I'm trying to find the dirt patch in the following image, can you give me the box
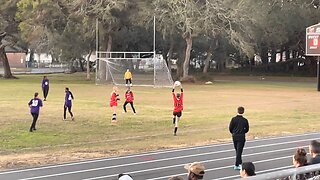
[0,151,107,170]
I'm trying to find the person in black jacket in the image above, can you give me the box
[309,140,320,164]
[309,140,320,176]
[229,106,249,170]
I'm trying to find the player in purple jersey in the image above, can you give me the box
[41,76,49,101]
[64,87,74,121]
[28,92,43,132]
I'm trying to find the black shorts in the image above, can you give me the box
[173,111,182,117]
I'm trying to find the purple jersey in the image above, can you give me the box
[42,79,49,88]
[65,91,74,107]
[28,98,43,114]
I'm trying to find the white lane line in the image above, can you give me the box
[15,138,312,180]
[214,165,293,180]
[81,146,305,180]
[15,137,312,180]
[0,132,318,175]
[148,156,294,180]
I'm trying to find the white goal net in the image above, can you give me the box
[95,51,173,87]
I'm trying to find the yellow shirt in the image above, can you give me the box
[124,71,132,79]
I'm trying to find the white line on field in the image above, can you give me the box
[0,132,317,175]
[95,154,295,180]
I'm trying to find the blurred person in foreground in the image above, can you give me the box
[240,162,256,178]
[184,162,205,180]
[118,173,133,180]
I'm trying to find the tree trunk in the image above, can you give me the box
[135,59,141,70]
[167,38,174,72]
[0,46,14,78]
[285,46,290,61]
[183,36,192,78]
[86,50,92,80]
[99,34,112,82]
[176,43,185,79]
[79,59,85,71]
[270,49,276,63]
[261,45,268,65]
[203,44,213,74]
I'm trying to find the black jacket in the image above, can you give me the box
[309,155,320,165]
[229,115,249,140]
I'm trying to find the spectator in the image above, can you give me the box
[229,106,249,170]
[309,140,320,164]
[283,148,311,180]
[168,176,184,180]
[118,173,133,180]
[309,140,320,177]
[184,162,205,180]
[240,162,256,178]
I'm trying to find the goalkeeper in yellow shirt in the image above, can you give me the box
[124,69,132,87]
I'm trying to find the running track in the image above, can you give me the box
[0,132,319,180]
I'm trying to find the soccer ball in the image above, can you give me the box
[174,81,181,87]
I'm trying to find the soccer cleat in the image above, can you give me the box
[174,133,177,136]
[44,99,46,101]
[71,117,75,121]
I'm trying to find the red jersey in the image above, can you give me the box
[125,91,134,102]
[110,92,119,107]
[173,92,183,112]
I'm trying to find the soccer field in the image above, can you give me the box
[0,73,319,169]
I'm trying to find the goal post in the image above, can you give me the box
[95,51,173,87]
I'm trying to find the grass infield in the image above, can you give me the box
[0,73,319,169]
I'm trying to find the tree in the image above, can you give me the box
[153,0,205,79]
[17,0,97,78]
[72,0,129,81]
[0,0,20,78]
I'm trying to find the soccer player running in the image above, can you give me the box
[172,83,183,136]
[63,87,74,121]
[42,76,49,101]
[229,106,249,170]
[123,88,136,114]
[124,69,132,87]
[110,86,120,123]
[28,92,43,132]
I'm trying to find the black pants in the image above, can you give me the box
[43,87,49,99]
[123,102,136,113]
[233,138,246,166]
[125,79,132,85]
[30,113,39,131]
[64,105,73,119]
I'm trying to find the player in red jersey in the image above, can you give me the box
[123,88,136,114]
[172,84,183,136]
[110,86,120,123]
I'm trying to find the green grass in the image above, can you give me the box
[0,73,319,168]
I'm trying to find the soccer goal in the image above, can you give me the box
[95,51,173,87]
